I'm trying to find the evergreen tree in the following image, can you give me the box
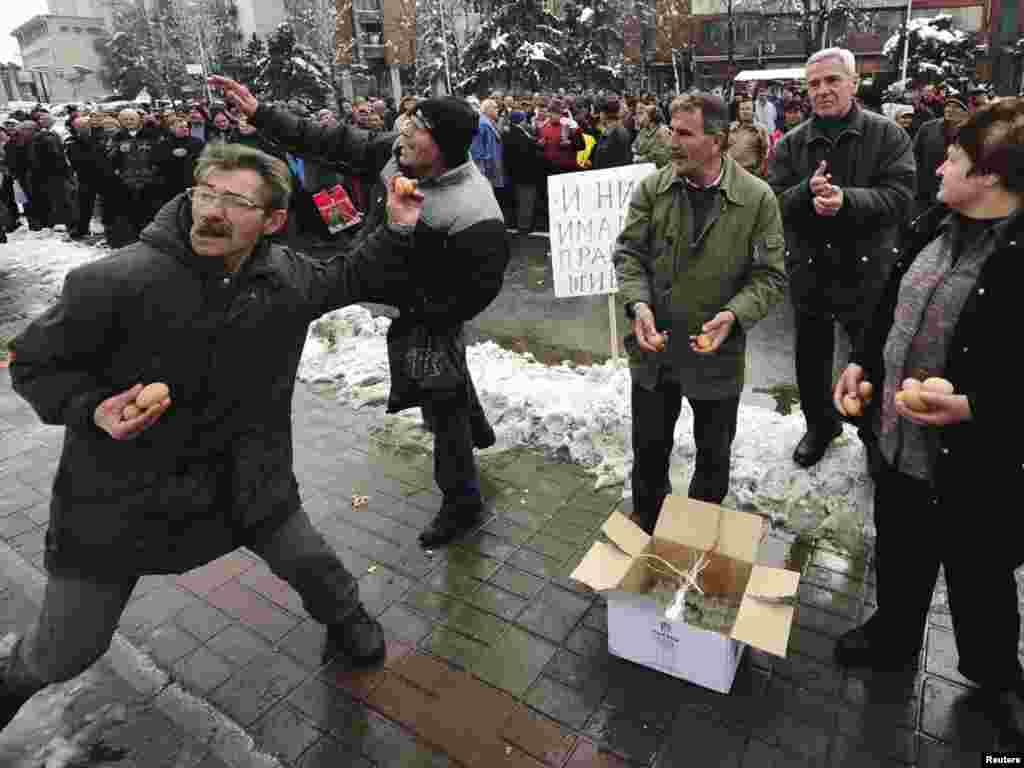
[414,0,464,94]
[560,0,624,90]
[458,0,564,94]
[148,0,194,99]
[94,0,161,98]
[283,0,338,87]
[883,14,976,91]
[253,22,335,105]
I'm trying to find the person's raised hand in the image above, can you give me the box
[387,176,425,228]
[206,76,259,118]
[94,384,173,441]
[813,183,844,217]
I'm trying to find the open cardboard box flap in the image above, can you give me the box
[732,564,801,656]
[654,497,765,564]
[570,540,635,592]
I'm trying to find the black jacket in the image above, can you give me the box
[502,123,546,185]
[64,132,104,185]
[109,129,162,191]
[850,205,1024,530]
[767,103,916,328]
[29,129,70,180]
[156,134,205,199]
[9,193,416,578]
[590,124,633,170]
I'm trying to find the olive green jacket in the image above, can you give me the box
[612,155,787,398]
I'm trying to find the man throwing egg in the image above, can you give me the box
[832,99,1024,733]
[612,93,787,535]
[0,141,425,727]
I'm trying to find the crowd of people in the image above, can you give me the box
[1,44,1024,744]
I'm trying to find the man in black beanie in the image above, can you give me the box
[210,77,510,549]
[369,96,510,548]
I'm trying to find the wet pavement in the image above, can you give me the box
[0,356,1021,766]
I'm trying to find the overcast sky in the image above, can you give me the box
[1,1,50,66]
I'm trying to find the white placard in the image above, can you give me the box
[186,64,205,75]
[547,163,656,298]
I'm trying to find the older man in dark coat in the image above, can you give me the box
[0,142,424,729]
[768,47,915,467]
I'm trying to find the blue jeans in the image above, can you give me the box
[2,507,358,695]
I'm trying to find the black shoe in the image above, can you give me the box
[322,604,386,667]
[68,230,89,240]
[0,682,30,730]
[793,425,843,468]
[472,420,496,450]
[418,501,484,549]
[834,622,919,668]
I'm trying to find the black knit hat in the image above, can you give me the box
[415,97,479,169]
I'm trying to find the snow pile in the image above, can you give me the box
[299,307,873,543]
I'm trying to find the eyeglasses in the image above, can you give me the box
[186,186,265,213]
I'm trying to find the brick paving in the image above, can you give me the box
[0,362,1021,766]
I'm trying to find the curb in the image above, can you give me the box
[0,538,282,768]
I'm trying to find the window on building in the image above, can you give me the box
[60,26,69,32]
[73,26,82,33]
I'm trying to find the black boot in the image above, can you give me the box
[419,499,484,549]
[322,604,386,667]
[834,615,920,668]
[792,424,843,468]
[0,637,35,730]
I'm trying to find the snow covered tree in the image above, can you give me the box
[147,0,195,99]
[253,22,335,105]
[883,14,977,91]
[283,0,339,86]
[94,0,162,98]
[414,0,467,94]
[560,0,625,90]
[458,0,564,94]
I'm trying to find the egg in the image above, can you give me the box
[136,382,169,410]
[650,332,666,352]
[695,334,712,351]
[922,377,954,395]
[858,381,873,402]
[899,387,929,412]
[394,176,418,196]
[842,394,862,417]
[901,377,922,392]
[122,404,142,420]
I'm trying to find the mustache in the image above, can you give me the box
[194,219,231,237]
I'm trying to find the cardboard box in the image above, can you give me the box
[571,496,800,693]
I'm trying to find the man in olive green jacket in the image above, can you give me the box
[613,92,787,534]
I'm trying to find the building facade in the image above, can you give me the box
[10,10,110,103]
[337,0,414,99]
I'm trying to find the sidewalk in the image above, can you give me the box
[0,362,1019,767]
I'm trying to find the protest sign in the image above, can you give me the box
[548,163,656,360]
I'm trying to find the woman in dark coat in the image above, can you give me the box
[155,115,205,205]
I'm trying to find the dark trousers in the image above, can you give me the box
[871,458,1023,688]
[107,186,158,248]
[73,182,97,235]
[514,182,538,232]
[421,390,482,509]
[2,507,358,696]
[630,376,740,532]
[793,307,858,432]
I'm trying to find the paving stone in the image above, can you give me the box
[797,581,862,619]
[321,635,411,701]
[176,553,257,596]
[526,675,603,730]
[288,675,364,732]
[205,579,301,643]
[250,701,322,765]
[602,658,691,731]
[471,626,558,697]
[238,564,308,618]
[490,565,547,600]
[205,623,275,668]
[275,619,328,670]
[501,705,577,767]
[466,582,528,620]
[564,738,633,768]
[515,585,592,644]
[657,710,745,767]
[118,585,198,642]
[0,510,38,538]
[830,727,917,765]
[920,676,1000,751]
[742,738,826,767]
[483,517,534,546]
[793,603,857,639]
[441,598,511,644]
[8,525,45,558]
[522,531,579,563]
[357,708,453,767]
[296,734,372,768]
[173,599,235,642]
[583,705,667,766]
[771,651,842,695]
[171,645,234,695]
[144,623,202,666]
[915,736,986,768]
[543,649,611,696]
[838,668,922,729]
[421,625,488,671]
[378,603,436,644]
[357,568,413,617]
[405,587,465,623]
[566,625,609,658]
[208,652,310,727]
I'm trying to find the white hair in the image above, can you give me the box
[806,47,857,78]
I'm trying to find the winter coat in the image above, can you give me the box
[767,103,915,328]
[502,124,547,185]
[109,129,162,191]
[538,120,584,173]
[612,155,787,398]
[29,129,70,179]
[631,124,672,168]
[64,133,105,186]
[470,114,506,188]
[362,157,510,412]
[849,205,1024,550]
[8,193,417,579]
[912,118,955,215]
[155,135,205,202]
[590,123,633,170]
